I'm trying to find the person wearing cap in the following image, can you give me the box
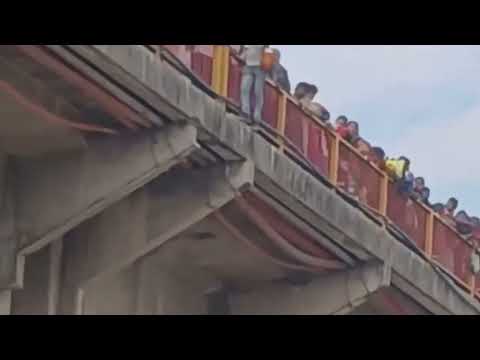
[239,45,269,122]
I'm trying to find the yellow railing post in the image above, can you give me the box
[302,118,309,155]
[212,45,229,96]
[277,93,287,152]
[425,212,435,257]
[469,273,476,296]
[379,174,389,216]
[220,46,230,97]
[329,135,340,186]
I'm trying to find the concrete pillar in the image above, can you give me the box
[81,266,138,315]
[0,153,18,289]
[11,246,50,315]
[0,291,11,315]
[10,238,63,315]
[229,262,391,315]
[134,246,221,315]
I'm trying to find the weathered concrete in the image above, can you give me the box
[229,261,390,315]
[1,125,197,291]
[58,161,253,314]
[61,45,480,315]
[0,154,19,289]
[77,250,215,315]
[11,245,51,315]
[0,86,87,156]
[0,290,11,315]
[15,125,197,252]
[81,266,138,315]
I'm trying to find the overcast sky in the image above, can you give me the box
[275,45,480,216]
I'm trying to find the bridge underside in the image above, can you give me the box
[0,45,478,315]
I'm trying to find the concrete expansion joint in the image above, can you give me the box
[165,125,198,164]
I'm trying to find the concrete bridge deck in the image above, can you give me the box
[0,45,478,315]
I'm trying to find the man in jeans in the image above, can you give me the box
[239,45,269,122]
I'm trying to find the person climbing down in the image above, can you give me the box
[239,45,269,122]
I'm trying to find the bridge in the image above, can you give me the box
[0,45,479,315]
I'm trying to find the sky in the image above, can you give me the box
[275,45,480,216]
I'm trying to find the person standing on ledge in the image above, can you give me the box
[239,45,269,122]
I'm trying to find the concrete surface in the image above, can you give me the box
[229,261,390,315]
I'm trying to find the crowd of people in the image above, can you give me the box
[236,45,480,244]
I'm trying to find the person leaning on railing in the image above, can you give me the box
[385,156,413,197]
[293,82,330,122]
[441,197,458,227]
[268,48,291,94]
[370,147,386,171]
[419,187,431,207]
[238,45,269,122]
[352,137,371,158]
[455,210,474,236]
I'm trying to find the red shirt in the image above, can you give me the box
[336,125,350,140]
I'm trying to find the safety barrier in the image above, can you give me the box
[153,45,478,297]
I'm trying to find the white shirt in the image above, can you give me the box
[242,45,266,66]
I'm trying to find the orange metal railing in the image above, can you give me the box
[153,45,479,298]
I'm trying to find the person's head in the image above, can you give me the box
[446,197,458,212]
[309,103,330,122]
[420,187,430,201]
[455,210,469,222]
[353,138,371,155]
[335,115,348,128]
[432,203,445,213]
[294,82,311,100]
[371,147,385,162]
[414,177,425,191]
[347,121,359,137]
[471,217,480,227]
[271,48,281,64]
[305,84,318,101]
[456,211,473,234]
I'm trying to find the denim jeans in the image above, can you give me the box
[240,65,266,122]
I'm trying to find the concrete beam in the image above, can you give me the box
[58,161,253,314]
[229,261,391,315]
[13,124,197,255]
